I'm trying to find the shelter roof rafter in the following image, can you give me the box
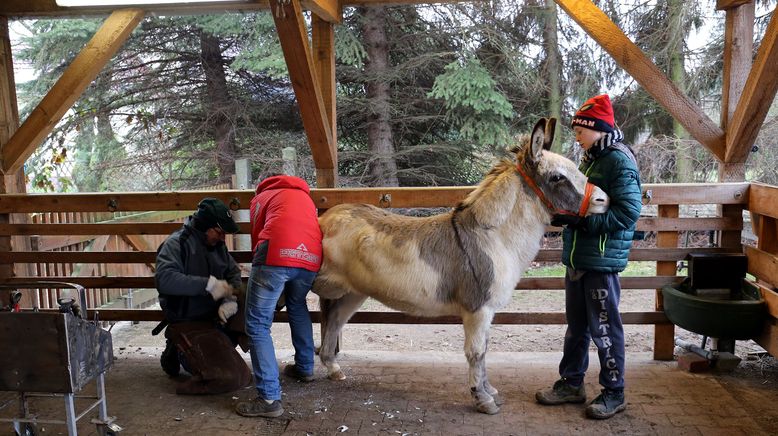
[1,8,144,174]
[0,0,464,21]
[555,0,727,161]
[271,0,337,185]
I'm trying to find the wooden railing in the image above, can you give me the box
[1,181,773,360]
[742,183,778,357]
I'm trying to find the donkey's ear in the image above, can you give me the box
[544,118,557,150]
[529,118,547,161]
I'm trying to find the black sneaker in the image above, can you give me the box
[535,378,586,405]
[283,364,314,382]
[160,340,180,377]
[585,389,626,419]
[235,397,284,418]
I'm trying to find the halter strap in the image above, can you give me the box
[515,162,594,217]
[578,181,595,216]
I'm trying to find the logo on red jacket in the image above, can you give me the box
[280,243,320,264]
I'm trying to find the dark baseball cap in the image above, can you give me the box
[193,198,240,233]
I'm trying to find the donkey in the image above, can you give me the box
[312,118,609,414]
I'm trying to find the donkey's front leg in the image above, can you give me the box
[462,309,500,414]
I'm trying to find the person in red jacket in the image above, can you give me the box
[236,174,323,419]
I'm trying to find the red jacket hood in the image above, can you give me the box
[256,175,311,194]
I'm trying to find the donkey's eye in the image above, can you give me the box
[550,174,565,183]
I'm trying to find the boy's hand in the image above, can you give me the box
[551,214,584,229]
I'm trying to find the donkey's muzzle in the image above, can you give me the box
[585,184,609,216]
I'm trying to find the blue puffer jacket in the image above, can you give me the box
[561,145,642,272]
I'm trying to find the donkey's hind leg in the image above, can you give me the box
[319,292,368,381]
[462,308,500,414]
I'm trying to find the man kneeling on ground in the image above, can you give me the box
[154,197,251,395]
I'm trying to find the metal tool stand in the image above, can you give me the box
[4,372,120,436]
[0,281,122,436]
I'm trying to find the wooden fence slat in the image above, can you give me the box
[0,216,742,236]
[749,183,778,218]
[0,247,736,264]
[1,275,684,290]
[0,183,749,213]
[38,309,667,324]
[745,245,778,289]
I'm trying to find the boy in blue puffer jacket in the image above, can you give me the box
[535,94,642,419]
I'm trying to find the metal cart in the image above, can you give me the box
[0,281,121,435]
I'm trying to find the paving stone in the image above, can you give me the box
[4,349,776,435]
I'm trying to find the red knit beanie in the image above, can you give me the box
[571,94,615,133]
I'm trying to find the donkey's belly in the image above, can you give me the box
[317,260,460,316]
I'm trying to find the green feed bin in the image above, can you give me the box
[661,279,766,340]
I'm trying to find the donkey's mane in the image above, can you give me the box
[456,159,512,206]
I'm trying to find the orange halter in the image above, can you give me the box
[516,162,595,217]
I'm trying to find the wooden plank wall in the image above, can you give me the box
[744,183,778,357]
[0,182,761,359]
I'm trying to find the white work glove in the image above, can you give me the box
[218,296,239,324]
[205,275,234,301]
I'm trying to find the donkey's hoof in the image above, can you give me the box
[475,399,500,415]
[328,370,346,381]
[491,393,505,407]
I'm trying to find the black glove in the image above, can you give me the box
[551,214,584,229]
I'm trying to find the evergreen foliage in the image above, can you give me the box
[9,1,778,191]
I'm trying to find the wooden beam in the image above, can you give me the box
[754,317,778,358]
[653,204,678,360]
[302,0,341,23]
[0,246,737,264]
[746,246,778,289]
[312,14,338,187]
[751,280,778,319]
[0,222,239,235]
[0,0,264,16]
[725,5,778,163]
[716,0,754,11]
[720,2,754,130]
[271,0,335,173]
[0,216,743,236]
[2,274,683,290]
[28,308,668,325]
[748,183,778,218]
[0,182,751,214]
[555,0,726,160]
[0,18,17,307]
[0,0,461,17]
[1,9,144,174]
[754,214,778,254]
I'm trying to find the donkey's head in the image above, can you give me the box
[516,118,609,218]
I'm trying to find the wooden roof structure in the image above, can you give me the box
[0,0,777,191]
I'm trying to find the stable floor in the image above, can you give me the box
[1,335,777,435]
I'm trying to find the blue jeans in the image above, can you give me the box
[559,270,625,391]
[245,264,317,401]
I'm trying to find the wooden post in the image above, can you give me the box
[0,17,34,307]
[271,0,336,187]
[718,3,753,248]
[312,15,337,188]
[720,2,754,131]
[654,204,678,360]
[233,158,251,253]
